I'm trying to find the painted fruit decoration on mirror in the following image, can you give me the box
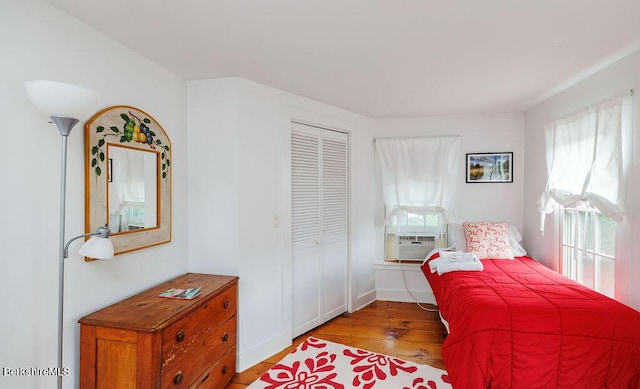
[90,110,170,179]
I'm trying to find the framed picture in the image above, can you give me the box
[466,152,513,183]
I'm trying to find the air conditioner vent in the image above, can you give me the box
[386,234,440,260]
[397,235,434,243]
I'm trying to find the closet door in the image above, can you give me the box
[320,132,348,323]
[291,125,322,336]
[291,122,348,337]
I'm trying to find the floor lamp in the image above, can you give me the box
[25,80,114,389]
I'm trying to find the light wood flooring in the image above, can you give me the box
[225,300,447,388]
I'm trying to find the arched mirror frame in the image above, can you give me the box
[84,105,171,259]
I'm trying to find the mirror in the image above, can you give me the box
[85,106,171,258]
[107,145,158,232]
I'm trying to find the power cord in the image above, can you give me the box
[398,259,439,312]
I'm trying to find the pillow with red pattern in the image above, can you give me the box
[463,221,514,259]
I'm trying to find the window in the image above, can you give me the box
[540,93,630,297]
[375,136,460,261]
[388,210,440,234]
[560,206,615,298]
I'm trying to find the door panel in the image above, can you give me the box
[291,122,348,338]
[322,238,347,322]
[292,244,322,336]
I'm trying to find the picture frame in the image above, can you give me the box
[466,152,513,183]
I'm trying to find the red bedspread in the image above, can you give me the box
[422,255,640,388]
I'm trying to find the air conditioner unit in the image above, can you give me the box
[386,234,437,260]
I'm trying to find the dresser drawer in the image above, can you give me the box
[191,347,236,389]
[162,285,237,367]
[161,317,236,388]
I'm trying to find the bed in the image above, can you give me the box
[421,222,640,389]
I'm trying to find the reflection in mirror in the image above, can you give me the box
[107,145,158,233]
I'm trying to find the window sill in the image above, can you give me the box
[383,259,423,264]
[374,262,424,271]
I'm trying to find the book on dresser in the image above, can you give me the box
[158,286,202,300]
[78,273,238,389]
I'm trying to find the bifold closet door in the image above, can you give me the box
[291,122,348,337]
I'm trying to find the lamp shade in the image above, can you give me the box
[25,80,99,120]
[78,236,114,259]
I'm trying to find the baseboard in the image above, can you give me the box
[237,333,291,373]
[353,289,376,311]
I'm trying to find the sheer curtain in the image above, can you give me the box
[375,136,460,229]
[538,95,624,233]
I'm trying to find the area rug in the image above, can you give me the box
[248,336,451,389]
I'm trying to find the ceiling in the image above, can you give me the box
[47,0,640,118]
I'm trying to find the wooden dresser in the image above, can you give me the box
[79,273,238,389]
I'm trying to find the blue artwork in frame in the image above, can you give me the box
[466,152,513,183]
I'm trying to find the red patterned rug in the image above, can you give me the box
[248,337,451,389]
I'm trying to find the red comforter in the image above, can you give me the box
[422,255,640,388]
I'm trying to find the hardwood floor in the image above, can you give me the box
[225,300,447,388]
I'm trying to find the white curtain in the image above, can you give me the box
[375,136,460,227]
[538,95,624,232]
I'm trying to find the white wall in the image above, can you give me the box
[0,1,188,388]
[187,77,378,371]
[373,114,525,261]
[523,50,640,310]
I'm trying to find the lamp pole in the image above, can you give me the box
[52,116,78,389]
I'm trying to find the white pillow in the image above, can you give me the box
[451,222,466,251]
[450,222,527,256]
[508,225,527,256]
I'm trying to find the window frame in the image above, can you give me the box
[557,205,616,298]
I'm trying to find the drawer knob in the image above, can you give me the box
[222,332,229,342]
[174,372,184,385]
[222,365,229,375]
[176,331,185,342]
[223,299,230,310]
